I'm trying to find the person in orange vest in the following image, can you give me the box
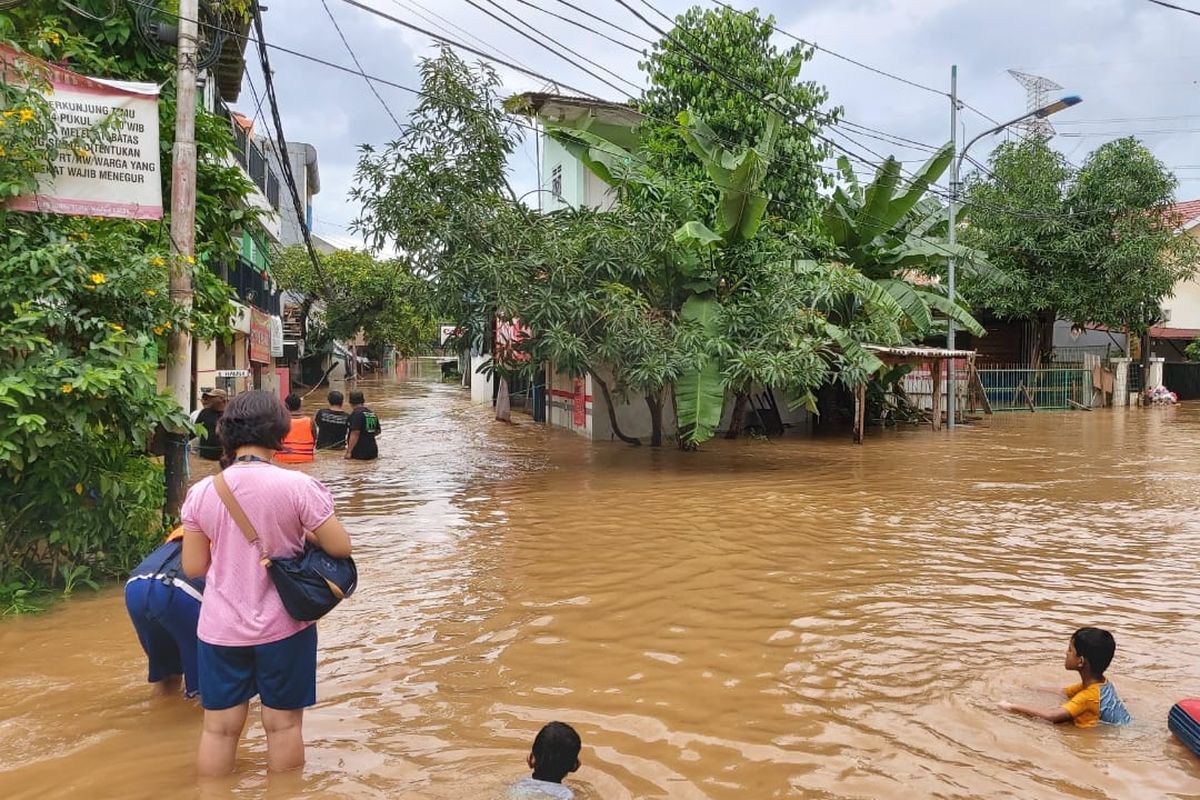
[275,393,316,464]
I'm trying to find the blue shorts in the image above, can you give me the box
[125,577,202,697]
[197,625,317,711]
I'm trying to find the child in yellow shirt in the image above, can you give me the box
[999,627,1132,727]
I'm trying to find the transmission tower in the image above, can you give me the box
[1007,69,1064,138]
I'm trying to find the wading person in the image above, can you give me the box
[505,721,582,799]
[124,527,204,699]
[193,388,227,461]
[314,390,350,451]
[181,390,352,776]
[344,390,380,461]
[274,393,316,464]
[999,626,1132,727]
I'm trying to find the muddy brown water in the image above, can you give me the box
[3,367,1200,799]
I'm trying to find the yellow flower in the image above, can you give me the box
[153,326,164,336]
[74,483,83,495]
[150,256,165,268]
[144,288,157,297]
[89,272,105,285]
[45,32,61,45]
[163,320,172,330]
[0,145,6,158]
[74,147,90,159]
[61,383,73,394]
[17,108,34,124]
[0,118,5,128]
[3,110,13,118]
[109,323,124,333]
[76,231,89,241]
[185,255,196,265]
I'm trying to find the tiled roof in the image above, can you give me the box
[1150,325,1200,340]
[1166,199,1200,229]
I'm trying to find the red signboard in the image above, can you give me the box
[250,308,271,364]
[573,377,586,427]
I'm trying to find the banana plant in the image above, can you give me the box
[820,143,989,339]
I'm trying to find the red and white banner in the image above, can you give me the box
[1,44,162,220]
[250,308,271,364]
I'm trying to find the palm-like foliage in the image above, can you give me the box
[820,145,988,339]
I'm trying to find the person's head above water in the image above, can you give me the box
[527,721,581,783]
[349,390,365,407]
[284,393,302,413]
[216,390,290,468]
[1068,627,1117,678]
[327,390,344,408]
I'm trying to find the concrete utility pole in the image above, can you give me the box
[947,65,959,431]
[164,0,199,515]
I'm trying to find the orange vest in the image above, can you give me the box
[275,416,315,463]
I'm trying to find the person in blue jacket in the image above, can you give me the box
[124,528,205,698]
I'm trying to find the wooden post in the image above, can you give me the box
[852,383,866,444]
[164,0,199,516]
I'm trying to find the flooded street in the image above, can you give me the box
[4,367,1200,798]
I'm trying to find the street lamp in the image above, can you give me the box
[945,64,1080,430]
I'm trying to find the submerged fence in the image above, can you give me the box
[974,365,1090,411]
[900,360,1091,414]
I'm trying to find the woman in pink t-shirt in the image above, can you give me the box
[182,390,351,777]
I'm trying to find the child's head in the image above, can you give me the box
[1067,627,1117,677]
[527,721,581,784]
[285,393,302,412]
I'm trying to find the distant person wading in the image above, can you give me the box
[275,394,316,464]
[193,388,227,461]
[345,391,381,461]
[314,391,350,451]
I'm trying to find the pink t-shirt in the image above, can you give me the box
[181,461,336,647]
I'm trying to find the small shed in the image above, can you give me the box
[852,345,979,443]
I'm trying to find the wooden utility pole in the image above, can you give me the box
[164,0,199,515]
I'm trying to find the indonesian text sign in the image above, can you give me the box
[1,44,162,220]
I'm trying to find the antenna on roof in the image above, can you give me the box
[1007,70,1064,138]
[537,80,561,94]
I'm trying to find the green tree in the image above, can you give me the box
[963,136,1197,365]
[638,5,836,219]
[0,4,260,609]
[272,245,435,357]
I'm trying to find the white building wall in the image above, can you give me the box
[470,354,495,406]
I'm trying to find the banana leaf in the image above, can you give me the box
[824,322,885,376]
[858,157,903,243]
[878,278,934,334]
[921,290,986,337]
[883,143,954,231]
[676,295,725,446]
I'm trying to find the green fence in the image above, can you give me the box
[975,366,1091,411]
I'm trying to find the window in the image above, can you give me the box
[550,164,562,201]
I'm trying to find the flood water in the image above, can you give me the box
[3,365,1200,799]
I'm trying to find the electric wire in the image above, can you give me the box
[250,1,334,296]
[464,0,643,96]
[124,0,1116,236]
[320,0,404,130]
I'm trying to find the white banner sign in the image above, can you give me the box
[2,45,162,220]
[216,369,251,378]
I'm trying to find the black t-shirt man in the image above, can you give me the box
[346,399,380,460]
[194,406,223,460]
[315,408,350,450]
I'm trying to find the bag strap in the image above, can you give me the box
[213,472,271,567]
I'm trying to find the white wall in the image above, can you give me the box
[470,355,495,406]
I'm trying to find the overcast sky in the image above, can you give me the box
[243,0,1200,249]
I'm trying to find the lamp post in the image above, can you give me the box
[946,67,1080,430]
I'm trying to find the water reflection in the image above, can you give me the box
[2,368,1199,798]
